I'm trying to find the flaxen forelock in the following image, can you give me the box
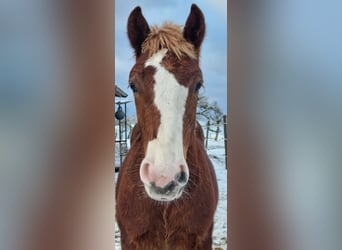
[141,23,197,60]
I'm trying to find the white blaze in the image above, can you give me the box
[143,49,189,176]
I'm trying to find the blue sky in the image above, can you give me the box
[115,0,228,116]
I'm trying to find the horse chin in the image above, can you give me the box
[144,185,184,202]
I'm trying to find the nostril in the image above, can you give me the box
[165,181,176,192]
[180,164,186,172]
[175,171,187,184]
[142,163,149,176]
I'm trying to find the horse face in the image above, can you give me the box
[127,5,205,201]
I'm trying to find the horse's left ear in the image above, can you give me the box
[183,4,206,55]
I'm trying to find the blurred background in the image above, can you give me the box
[0,0,69,249]
[0,0,114,249]
[229,1,342,250]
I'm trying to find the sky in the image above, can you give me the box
[114,0,228,116]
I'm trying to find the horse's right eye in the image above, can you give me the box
[194,82,203,92]
[129,83,138,93]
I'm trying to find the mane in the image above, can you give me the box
[142,23,197,60]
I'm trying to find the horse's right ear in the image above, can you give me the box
[127,7,150,58]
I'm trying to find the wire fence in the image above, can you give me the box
[202,115,227,169]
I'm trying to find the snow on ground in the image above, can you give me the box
[207,137,228,250]
[114,135,227,250]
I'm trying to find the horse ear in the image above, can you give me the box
[183,4,205,55]
[127,7,150,57]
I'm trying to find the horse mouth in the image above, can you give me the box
[144,184,185,201]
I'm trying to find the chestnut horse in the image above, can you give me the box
[115,4,218,250]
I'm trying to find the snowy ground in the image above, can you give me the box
[207,137,228,250]
[114,135,227,249]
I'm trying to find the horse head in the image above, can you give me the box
[127,4,205,201]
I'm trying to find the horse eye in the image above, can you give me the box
[194,82,202,92]
[129,82,138,93]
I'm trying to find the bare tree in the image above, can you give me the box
[196,94,224,141]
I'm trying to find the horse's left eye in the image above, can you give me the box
[194,82,202,92]
[129,83,138,93]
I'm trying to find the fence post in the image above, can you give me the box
[205,120,210,149]
[223,115,228,169]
